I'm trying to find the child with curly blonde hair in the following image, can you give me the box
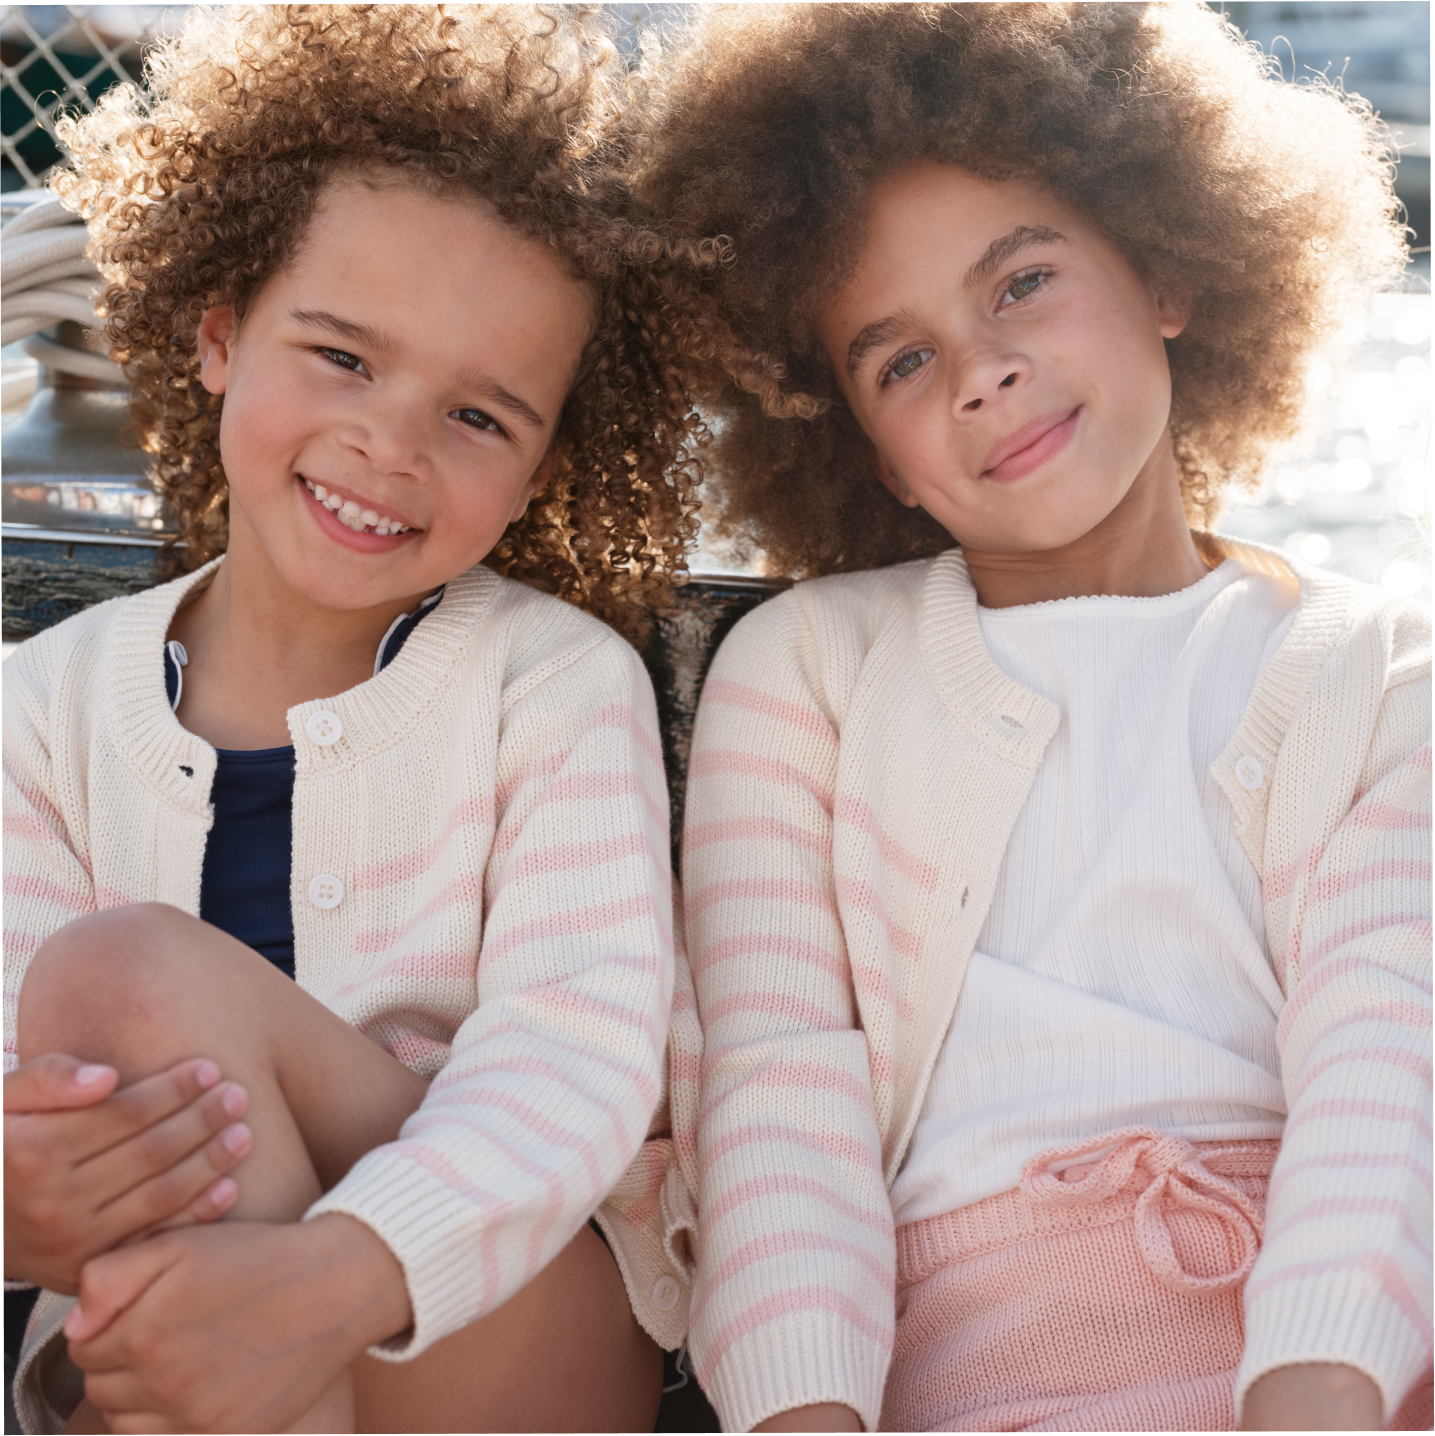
[3,6,712,1431]
[646,4,1432,1431]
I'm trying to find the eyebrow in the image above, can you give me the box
[846,308,920,379]
[291,307,547,431]
[963,225,1067,288]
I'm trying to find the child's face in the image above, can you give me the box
[197,176,594,613]
[817,161,1186,557]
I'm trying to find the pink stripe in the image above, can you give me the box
[1266,1195,1432,1259]
[686,875,837,922]
[431,1017,656,1096]
[5,771,65,833]
[1283,1096,1432,1142]
[481,895,662,963]
[1296,1045,1431,1099]
[705,1171,892,1235]
[702,680,838,745]
[3,873,95,914]
[427,1051,652,1130]
[1270,1151,1434,1201]
[701,1059,872,1122]
[351,797,495,890]
[1344,799,1429,831]
[1309,859,1432,905]
[333,947,479,999]
[685,815,827,858]
[1279,957,1431,1040]
[689,748,834,814]
[834,795,940,891]
[835,875,922,960]
[595,701,666,774]
[696,1285,893,1384]
[498,834,656,890]
[1245,1252,1431,1338]
[496,752,568,811]
[704,1120,880,1171]
[693,1229,893,1329]
[702,988,851,1032]
[693,930,848,982]
[3,813,55,843]
[1300,914,1432,972]
[354,873,485,955]
[4,930,47,957]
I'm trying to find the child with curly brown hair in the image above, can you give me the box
[2,6,711,1431]
[647,4,1433,1432]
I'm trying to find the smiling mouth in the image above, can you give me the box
[302,477,414,536]
[981,407,1082,483]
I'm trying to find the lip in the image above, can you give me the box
[980,407,1081,483]
[298,475,422,552]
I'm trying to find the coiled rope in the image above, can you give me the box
[1,196,124,394]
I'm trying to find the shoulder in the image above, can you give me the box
[459,570,653,712]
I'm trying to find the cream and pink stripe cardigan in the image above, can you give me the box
[3,559,700,1434]
[680,540,1431,1432]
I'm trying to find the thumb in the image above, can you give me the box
[4,1053,117,1113]
[65,1240,175,1344]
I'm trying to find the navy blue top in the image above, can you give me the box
[164,592,442,980]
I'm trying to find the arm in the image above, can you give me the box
[684,598,893,1434]
[1239,664,1432,1426]
[306,634,674,1357]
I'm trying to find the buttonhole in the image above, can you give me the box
[960,886,969,909]
[1000,715,1023,730]
[179,765,194,777]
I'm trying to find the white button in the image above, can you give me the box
[305,709,343,746]
[651,1275,680,1312]
[308,874,344,910]
[1235,755,1265,791]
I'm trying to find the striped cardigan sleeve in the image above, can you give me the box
[1239,638,1432,1418]
[3,632,101,1074]
[683,596,894,1433]
[308,633,674,1358]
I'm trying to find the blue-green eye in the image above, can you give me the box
[452,407,502,433]
[1003,270,1046,305]
[884,348,933,385]
[320,346,364,372]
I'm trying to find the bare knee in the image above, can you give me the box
[18,903,212,1066]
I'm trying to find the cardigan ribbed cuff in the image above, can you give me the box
[703,1312,891,1433]
[1237,1269,1433,1423]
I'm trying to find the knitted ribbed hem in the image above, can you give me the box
[701,1312,891,1433]
[1238,1270,1433,1423]
[306,1151,508,1362]
[12,1290,76,1435]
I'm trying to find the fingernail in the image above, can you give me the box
[63,1307,85,1337]
[195,1060,221,1089]
[74,1064,114,1087]
[221,1084,247,1118]
[222,1123,251,1155]
[208,1176,238,1208]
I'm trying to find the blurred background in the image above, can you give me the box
[1,1,1430,615]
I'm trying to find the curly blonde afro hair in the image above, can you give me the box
[54,3,731,644]
[641,2,1409,578]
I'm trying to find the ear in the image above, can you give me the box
[1156,289,1190,341]
[507,450,553,525]
[196,307,238,396]
[873,448,920,508]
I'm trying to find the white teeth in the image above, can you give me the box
[303,478,409,535]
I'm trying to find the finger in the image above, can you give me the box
[102,1125,250,1240]
[66,1240,177,1345]
[81,1370,170,1429]
[71,1061,231,1162]
[3,1053,116,1113]
[88,1082,248,1204]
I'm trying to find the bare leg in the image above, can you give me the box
[22,905,659,1433]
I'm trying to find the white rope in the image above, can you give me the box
[1,196,125,385]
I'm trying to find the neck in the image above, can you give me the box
[168,524,427,749]
[961,440,1209,609]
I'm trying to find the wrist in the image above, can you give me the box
[302,1212,412,1351]
[1242,1363,1383,1431]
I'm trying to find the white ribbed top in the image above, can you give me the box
[892,560,1298,1224]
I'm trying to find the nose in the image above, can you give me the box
[338,388,433,482]
[951,349,1031,417]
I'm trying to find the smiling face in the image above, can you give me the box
[197,174,595,614]
[817,161,1187,559]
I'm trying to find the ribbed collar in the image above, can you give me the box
[916,549,1061,769]
[106,558,502,809]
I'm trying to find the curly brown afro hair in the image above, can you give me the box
[640,2,1409,578]
[53,3,735,645]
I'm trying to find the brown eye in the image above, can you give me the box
[884,348,933,385]
[1006,272,1044,303]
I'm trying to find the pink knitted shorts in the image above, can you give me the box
[883,1127,1431,1433]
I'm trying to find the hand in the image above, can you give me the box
[5,1053,251,1292]
[66,1215,412,1434]
[754,1403,864,1432]
[1242,1363,1383,1430]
